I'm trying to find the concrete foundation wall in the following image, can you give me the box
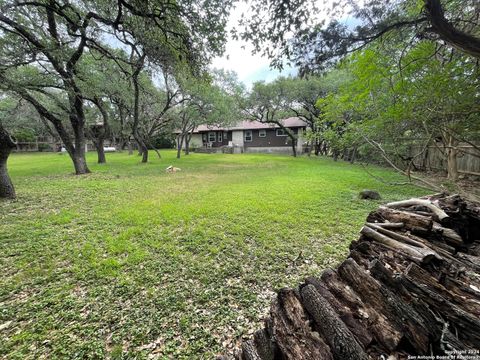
[190,134,203,148]
[244,146,295,154]
[176,133,203,149]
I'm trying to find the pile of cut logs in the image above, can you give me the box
[230,193,480,359]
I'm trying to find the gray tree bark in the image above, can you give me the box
[0,124,17,199]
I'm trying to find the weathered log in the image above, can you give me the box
[469,241,480,256]
[300,284,368,360]
[369,259,408,296]
[270,289,333,360]
[305,276,373,348]
[386,198,449,221]
[433,194,465,213]
[367,222,436,250]
[321,267,402,351]
[432,222,463,247]
[405,263,480,317]
[455,253,480,272]
[400,273,480,347]
[361,225,439,263]
[373,222,404,229]
[251,329,275,360]
[241,340,262,360]
[338,259,431,353]
[371,206,433,233]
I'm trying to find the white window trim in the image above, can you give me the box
[218,132,223,142]
[244,130,253,142]
[208,131,216,142]
[276,128,287,136]
[259,129,266,138]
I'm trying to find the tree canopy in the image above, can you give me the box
[239,0,480,72]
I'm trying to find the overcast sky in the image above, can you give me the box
[211,3,297,87]
[211,1,359,87]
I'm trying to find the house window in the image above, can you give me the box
[276,128,287,136]
[218,132,223,142]
[259,129,266,137]
[208,132,216,142]
[202,133,207,142]
[245,130,253,142]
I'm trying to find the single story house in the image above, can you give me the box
[177,117,309,154]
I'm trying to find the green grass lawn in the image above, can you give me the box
[0,151,427,359]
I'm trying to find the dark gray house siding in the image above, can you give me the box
[244,128,299,147]
[198,128,303,148]
[200,131,229,147]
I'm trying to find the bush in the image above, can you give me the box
[150,134,175,149]
[38,143,53,152]
[13,129,36,142]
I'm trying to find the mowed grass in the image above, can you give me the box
[0,151,427,359]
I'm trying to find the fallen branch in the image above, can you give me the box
[361,225,440,263]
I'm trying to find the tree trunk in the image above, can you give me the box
[185,132,192,155]
[350,148,357,164]
[289,135,297,157]
[314,140,320,156]
[422,146,429,170]
[321,141,328,156]
[0,125,16,199]
[60,118,90,175]
[71,151,90,175]
[95,138,106,164]
[333,150,339,161]
[134,136,148,162]
[177,134,184,159]
[446,136,459,181]
[117,139,126,152]
[185,138,190,155]
[441,133,459,181]
[71,122,90,174]
[90,98,109,164]
[67,127,90,175]
[130,54,148,164]
[127,141,133,155]
[142,146,148,163]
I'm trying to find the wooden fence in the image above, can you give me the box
[410,143,480,177]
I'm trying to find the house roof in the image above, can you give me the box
[191,117,307,133]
